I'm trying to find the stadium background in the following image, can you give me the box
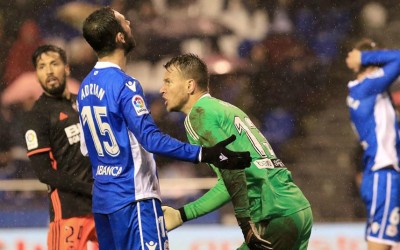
[0,0,400,249]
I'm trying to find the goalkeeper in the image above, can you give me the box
[160,54,313,250]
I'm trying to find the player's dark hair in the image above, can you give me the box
[32,44,67,68]
[164,54,209,90]
[354,38,381,51]
[83,6,124,57]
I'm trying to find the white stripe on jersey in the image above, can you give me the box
[152,199,163,249]
[138,201,145,250]
[379,173,391,238]
[367,173,378,236]
[128,131,162,201]
[184,117,200,141]
[373,94,400,171]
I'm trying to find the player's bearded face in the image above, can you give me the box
[42,74,67,97]
[36,52,69,97]
[114,10,136,55]
[122,29,136,55]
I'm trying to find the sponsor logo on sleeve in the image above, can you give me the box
[125,80,137,92]
[25,130,38,150]
[132,95,149,115]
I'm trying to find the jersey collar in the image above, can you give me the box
[187,93,211,115]
[94,61,121,70]
[199,93,211,99]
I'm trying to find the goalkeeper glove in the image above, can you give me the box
[162,206,187,231]
[238,217,273,250]
[201,135,251,170]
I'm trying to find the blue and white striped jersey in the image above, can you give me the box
[77,62,200,214]
[347,50,400,173]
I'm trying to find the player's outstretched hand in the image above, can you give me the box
[201,135,251,170]
[239,217,273,250]
[162,206,183,231]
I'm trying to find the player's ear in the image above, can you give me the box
[116,32,125,43]
[65,64,71,76]
[187,79,195,94]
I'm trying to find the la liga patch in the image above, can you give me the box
[132,95,149,116]
[25,129,38,150]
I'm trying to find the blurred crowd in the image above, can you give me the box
[0,0,399,221]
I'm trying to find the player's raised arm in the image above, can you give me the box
[117,78,251,170]
[200,135,251,169]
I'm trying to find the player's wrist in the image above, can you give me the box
[237,217,251,228]
[237,217,252,239]
[178,207,188,222]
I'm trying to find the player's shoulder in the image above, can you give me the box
[107,67,139,84]
[29,94,50,114]
[87,65,140,85]
[188,97,222,121]
[198,96,238,113]
[24,95,49,129]
[196,96,219,108]
[123,76,142,93]
[108,69,142,93]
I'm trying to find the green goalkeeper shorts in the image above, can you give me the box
[238,206,313,250]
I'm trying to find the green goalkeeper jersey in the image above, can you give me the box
[183,94,311,222]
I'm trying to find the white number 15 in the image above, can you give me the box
[81,106,120,157]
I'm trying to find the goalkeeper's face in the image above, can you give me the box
[35,51,69,97]
[160,65,191,114]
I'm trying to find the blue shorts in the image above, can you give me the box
[361,168,400,245]
[94,198,169,250]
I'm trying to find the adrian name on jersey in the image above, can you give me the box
[80,83,105,101]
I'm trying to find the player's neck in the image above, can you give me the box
[44,88,70,99]
[98,49,127,71]
[183,91,208,115]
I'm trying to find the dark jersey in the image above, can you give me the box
[24,94,93,222]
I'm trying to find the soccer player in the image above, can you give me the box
[160,54,313,250]
[346,38,400,250]
[78,7,252,250]
[23,45,98,250]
